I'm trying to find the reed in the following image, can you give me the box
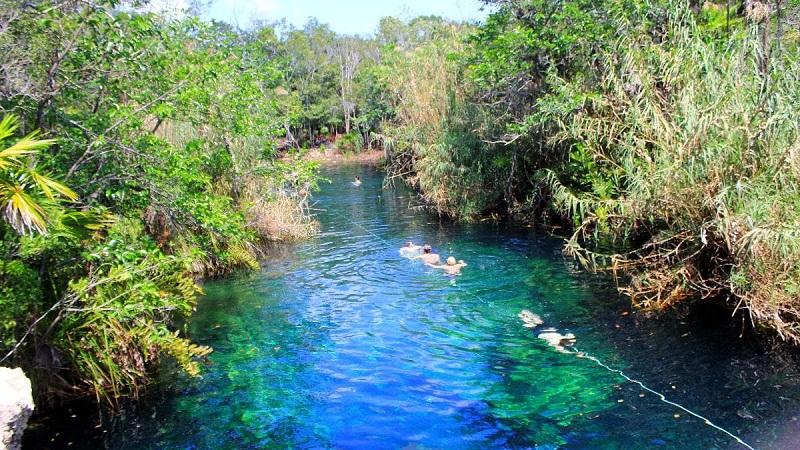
[541,9,800,341]
[383,25,496,219]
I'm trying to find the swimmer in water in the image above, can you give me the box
[412,244,441,265]
[399,240,423,258]
[431,256,468,275]
[352,176,361,187]
[518,309,543,328]
[537,328,577,353]
[517,309,576,353]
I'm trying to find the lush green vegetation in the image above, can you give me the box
[0,0,475,406]
[381,0,800,343]
[0,0,323,403]
[2,0,799,413]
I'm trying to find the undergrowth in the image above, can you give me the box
[536,7,800,341]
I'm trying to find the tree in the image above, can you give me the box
[331,36,363,134]
[282,20,340,140]
[0,2,320,403]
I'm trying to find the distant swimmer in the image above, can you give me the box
[399,241,423,258]
[431,256,467,275]
[412,244,441,265]
[352,176,361,187]
[518,309,543,328]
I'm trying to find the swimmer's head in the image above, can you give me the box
[423,244,432,254]
[406,241,414,247]
[447,256,457,265]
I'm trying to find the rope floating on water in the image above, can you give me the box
[570,348,756,450]
[323,205,757,449]
[321,207,395,246]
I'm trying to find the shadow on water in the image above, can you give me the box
[25,164,800,449]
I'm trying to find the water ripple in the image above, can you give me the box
[97,165,800,450]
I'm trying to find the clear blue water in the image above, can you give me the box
[31,165,800,449]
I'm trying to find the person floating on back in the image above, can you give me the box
[537,329,577,353]
[412,244,441,266]
[517,309,577,353]
[399,240,422,258]
[352,176,361,187]
[431,256,468,275]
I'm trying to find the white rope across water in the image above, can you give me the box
[348,220,390,244]
[322,206,757,449]
[320,207,394,246]
[570,348,756,450]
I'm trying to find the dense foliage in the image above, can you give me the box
[2,0,799,412]
[543,8,800,341]
[0,0,319,403]
[382,0,800,343]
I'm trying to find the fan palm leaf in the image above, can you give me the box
[0,182,47,233]
[0,114,74,234]
[0,116,55,169]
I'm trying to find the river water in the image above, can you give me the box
[29,164,800,448]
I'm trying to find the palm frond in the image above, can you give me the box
[30,170,78,201]
[0,115,55,169]
[1,183,47,234]
[0,114,73,234]
[0,114,19,142]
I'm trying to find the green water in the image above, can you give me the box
[29,165,800,449]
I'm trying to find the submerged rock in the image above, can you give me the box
[0,367,34,450]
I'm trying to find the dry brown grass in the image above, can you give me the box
[245,191,317,241]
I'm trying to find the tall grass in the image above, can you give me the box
[382,25,497,219]
[541,10,800,341]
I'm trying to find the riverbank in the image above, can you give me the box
[379,3,800,345]
[301,148,385,165]
[0,1,325,418]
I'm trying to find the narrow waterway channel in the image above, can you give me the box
[30,164,800,449]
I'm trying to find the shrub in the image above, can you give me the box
[52,220,211,402]
[336,131,364,153]
[541,9,800,341]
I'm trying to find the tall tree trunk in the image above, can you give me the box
[775,0,783,57]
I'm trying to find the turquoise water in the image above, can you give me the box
[31,165,800,448]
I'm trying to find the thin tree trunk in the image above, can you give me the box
[775,0,783,57]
